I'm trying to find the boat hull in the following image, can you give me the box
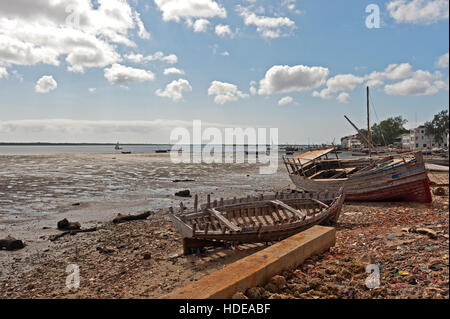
[289,161,432,203]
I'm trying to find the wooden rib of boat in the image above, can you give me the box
[283,148,432,203]
[169,190,344,254]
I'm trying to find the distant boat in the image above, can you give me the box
[155,149,169,153]
[115,142,122,150]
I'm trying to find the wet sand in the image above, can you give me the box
[0,152,290,297]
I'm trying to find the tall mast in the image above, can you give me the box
[367,86,372,158]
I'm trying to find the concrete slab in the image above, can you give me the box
[165,225,336,299]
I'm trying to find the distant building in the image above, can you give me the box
[408,125,448,150]
[394,133,411,149]
[340,134,362,150]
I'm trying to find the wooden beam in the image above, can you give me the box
[207,208,241,233]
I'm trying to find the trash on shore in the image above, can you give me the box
[112,211,151,224]
[0,236,25,251]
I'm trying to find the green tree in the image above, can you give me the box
[371,116,409,146]
[424,110,449,145]
[357,116,409,146]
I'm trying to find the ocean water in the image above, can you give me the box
[0,144,287,155]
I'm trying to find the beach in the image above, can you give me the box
[0,153,448,299]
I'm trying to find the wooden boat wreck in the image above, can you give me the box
[169,190,344,254]
[283,148,432,203]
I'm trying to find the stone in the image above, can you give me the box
[270,275,286,289]
[174,190,191,197]
[231,292,248,299]
[246,287,265,299]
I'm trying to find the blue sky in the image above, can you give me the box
[0,0,448,143]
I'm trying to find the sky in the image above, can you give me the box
[0,0,449,144]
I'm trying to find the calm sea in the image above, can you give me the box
[0,144,290,155]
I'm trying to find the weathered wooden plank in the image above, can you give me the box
[207,208,241,232]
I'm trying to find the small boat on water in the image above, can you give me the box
[283,148,432,203]
[169,190,344,254]
[115,142,122,150]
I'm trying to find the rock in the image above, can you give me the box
[143,253,152,260]
[386,234,395,240]
[289,283,310,294]
[231,292,248,299]
[307,278,322,289]
[57,218,81,231]
[246,287,265,299]
[174,190,191,197]
[270,275,286,289]
[264,282,279,293]
[433,187,446,196]
[0,236,25,251]
[268,293,290,299]
[96,246,115,254]
[414,228,437,239]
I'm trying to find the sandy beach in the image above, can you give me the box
[0,153,448,299]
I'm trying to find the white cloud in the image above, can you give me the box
[278,96,293,105]
[336,92,350,104]
[156,78,192,101]
[326,74,365,92]
[208,80,249,104]
[88,88,96,93]
[154,0,226,22]
[192,19,210,32]
[104,63,155,85]
[258,65,329,95]
[35,75,57,93]
[0,0,150,72]
[313,73,364,100]
[387,0,449,24]
[125,52,178,64]
[163,67,185,75]
[215,24,236,38]
[0,66,7,79]
[384,69,445,95]
[282,0,301,14]
[237,6,295,38]
[436,52,449,68]
[221,51,230,56]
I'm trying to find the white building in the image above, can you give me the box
[341,134,362,150]
[409,126,448,150]
[394,133,411,149]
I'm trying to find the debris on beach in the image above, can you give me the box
[113,211,151,224]
[57,218,81,231]
[0,236,25,251]
[49,227,98,242]
[174,190,191,197]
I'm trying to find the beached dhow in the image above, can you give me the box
[169,190,344,254]
[283,149,432,203]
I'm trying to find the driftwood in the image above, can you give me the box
[0,236,25,250]
[113,211,151,224]
[57,218,81,230]
[49,227,98,241]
